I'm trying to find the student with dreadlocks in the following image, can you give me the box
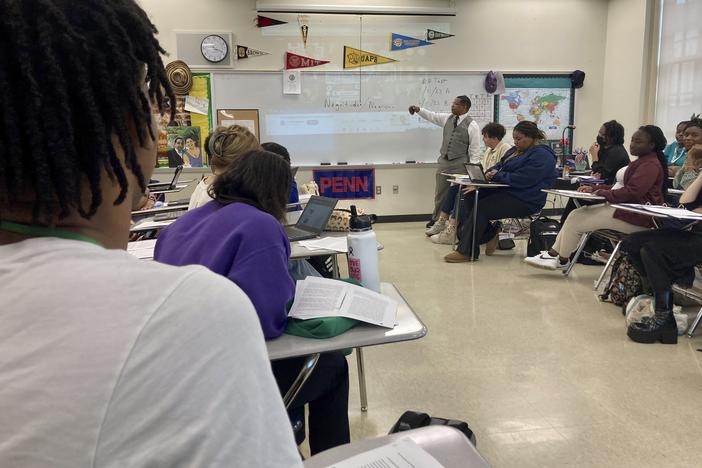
[0,1,301,466]
[525,125,667,272]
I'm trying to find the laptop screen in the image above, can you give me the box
[297,196,338,231]
[464,164,486,182]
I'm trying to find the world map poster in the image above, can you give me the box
[498,87,572,140]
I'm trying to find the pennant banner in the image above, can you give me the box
[285,52,329,69]
[426,29,454,41]
[390,33,433,51]
[298,15,310,47]
[256,15,286,27]
[236,45,269,59]
[343,46,397,69]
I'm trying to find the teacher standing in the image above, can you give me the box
[409,96,481,227]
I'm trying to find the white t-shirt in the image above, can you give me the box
[612,165,628,190]
[0,238,301,468]
[188,179,213,210]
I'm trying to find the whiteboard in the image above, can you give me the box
[212,71,494,166]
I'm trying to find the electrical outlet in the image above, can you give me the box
[376,186,382,195]
[392,185,399,194]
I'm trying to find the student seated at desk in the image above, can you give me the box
[525,125,668,271]
[188,125,260,210]
[426,122,512,245]
[444,121,557,262]
[664,119,690,176]
[263,141,300,203]
[622,171,702,344]
[0,1,300,466]
[673,145,702,190]
[154,150,350,455]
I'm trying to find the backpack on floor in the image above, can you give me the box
[389,410,476,446]
[527,217,561,257]
[599,255,644,307]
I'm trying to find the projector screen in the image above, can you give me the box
[213,71,494,166]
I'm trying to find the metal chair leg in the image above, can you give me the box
[686,306,702,338]
[356,347,368,412]
[283,353,320,409]
[563,232,590,276]
[594,240,622,290]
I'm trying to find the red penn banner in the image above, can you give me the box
[285,52,329,70]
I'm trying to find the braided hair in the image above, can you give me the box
[638,125,668,197]
[0,0,175,222]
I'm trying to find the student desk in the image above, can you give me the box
[267,283,427,413]
[131,204,188,217]
[541,188,606,208]
[446,176,508,259]
[129,218,175,233]
[304,426,489,468]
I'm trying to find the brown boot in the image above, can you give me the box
[444,251,475,263]
[485,234,499,256]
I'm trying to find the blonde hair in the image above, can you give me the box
[207,125,260,173]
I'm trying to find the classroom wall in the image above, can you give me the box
[601,0,652,140]
[141,0,651,216]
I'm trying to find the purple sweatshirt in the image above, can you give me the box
[154,201,294,339]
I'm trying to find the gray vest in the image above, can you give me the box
[440,114,473,161]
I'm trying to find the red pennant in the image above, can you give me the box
[257,15,287,27]
[285,52,329,70]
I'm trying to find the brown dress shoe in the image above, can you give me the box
[444,251,475,263]
[485,234,499,256]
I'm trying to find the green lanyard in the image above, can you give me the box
[0,220,102,247]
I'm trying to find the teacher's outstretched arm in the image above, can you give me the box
[409,105,450,128]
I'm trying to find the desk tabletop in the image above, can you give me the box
[611,203,702,220]
[542,188,606,200]
[150,184,188,195]
[669,188,684,195]
[447,177,508,188]
[129,218,175,233]
[267,283,427,361]
[131,204,188,216]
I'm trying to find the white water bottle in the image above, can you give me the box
[347,206,380,292]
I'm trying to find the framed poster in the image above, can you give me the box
[216,109,260,140]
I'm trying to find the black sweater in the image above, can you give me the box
[591,144,629,185]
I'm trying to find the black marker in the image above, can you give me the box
[405,160,416,164]
[320,162,331,165]
[338,162,348,165]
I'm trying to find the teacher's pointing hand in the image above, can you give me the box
[408,105,420,115]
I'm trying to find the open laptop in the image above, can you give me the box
[284,195,338,242]
[463,163,500,184]
[148,165,183,191]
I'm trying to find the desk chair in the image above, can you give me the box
[564,229,627,278]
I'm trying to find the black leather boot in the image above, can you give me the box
[627,290,677,344]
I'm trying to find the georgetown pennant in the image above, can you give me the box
[426,29,454,41]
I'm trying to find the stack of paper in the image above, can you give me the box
[327,438,444,468]
[289,277,397,328]
[127,239,156,259]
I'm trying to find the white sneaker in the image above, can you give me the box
[425,218,447,236]
[431,224,456,244]
[524,251,569,271]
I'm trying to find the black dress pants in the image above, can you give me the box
[621,229,702,292]
[457,190,533,259]
[272,352,350,454]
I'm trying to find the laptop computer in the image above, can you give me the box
[284,195,338,242]
[464,163,499,184]
[148,165,183,191]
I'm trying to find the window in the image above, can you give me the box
[655,0,702,139]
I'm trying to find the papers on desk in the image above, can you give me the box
[298,236,348,253]
[327,438,444,468]
[572,176,605,184]
[130,218,174,232]
[127,239,156,259]
[546,189,606,200]
[617,204,702,220]
[289,277,397,328]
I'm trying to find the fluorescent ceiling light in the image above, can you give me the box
[255,2,456,16]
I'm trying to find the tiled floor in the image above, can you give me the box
[342,222,702,467]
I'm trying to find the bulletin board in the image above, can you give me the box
[216,109,261,140]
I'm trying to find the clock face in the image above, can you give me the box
[200,35,228,63]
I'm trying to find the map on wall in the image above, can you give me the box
[498,88,572,140]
